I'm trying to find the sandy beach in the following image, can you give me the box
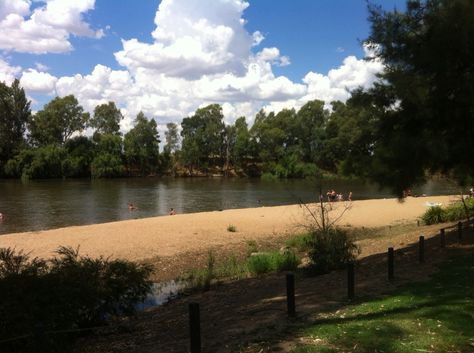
[0,195,456,261]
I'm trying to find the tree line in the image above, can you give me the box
[1,0,472,195]
[0,80,376,180]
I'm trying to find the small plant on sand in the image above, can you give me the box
[227,224,237,232]
[246,250,300,276]
[298,182,359,274]
[246,240,258,255]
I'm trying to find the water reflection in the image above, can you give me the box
[0,177,459,235]
[136,280,186,311]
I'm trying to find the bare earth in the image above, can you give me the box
[0,195,456,262]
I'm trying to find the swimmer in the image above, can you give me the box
[128,203,137,211]
[169,208,176,215]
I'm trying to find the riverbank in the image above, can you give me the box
[0,195,456,262]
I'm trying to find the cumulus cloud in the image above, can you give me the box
[20,69,57,94]
[0,0,103,54]
[11,0,384,131]
[0,58,21,84]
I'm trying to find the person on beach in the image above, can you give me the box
[348,191,353,201]
[0,212,3,221]
[169,208,176,215]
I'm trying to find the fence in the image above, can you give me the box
[1,218,473,352]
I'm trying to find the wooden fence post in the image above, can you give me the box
[440,228,446,248]
[388,247,394,281]
[419,236,425,263]
[189,303,201,353]
[286,273,295,317]
[347,263,355,300]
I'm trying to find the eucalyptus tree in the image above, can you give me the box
[124,112,160,175]
[28,95,89,147]
[0,79,30,174]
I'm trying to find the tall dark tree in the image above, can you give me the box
[164,122,180,153]
[180,104,225,172]
[0,79,31,173]
[28,95,89,147]
[361,0,474,192]
[91,101,122,139]
[124,112,160,175]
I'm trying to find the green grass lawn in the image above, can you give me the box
[292,254,474,353]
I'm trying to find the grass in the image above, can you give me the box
[227,224,237,232]
[422,197,474,225]
[290,254,474,353]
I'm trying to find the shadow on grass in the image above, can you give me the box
[291,253,474,353]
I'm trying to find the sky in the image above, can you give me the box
[0,0,406,133]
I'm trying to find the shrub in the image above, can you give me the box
[246,253,273,275]
[273,249,300,272]
[0,247,152,353]
[421,198,474,225]
[307,228,359,274]
[286,232,313,251]
[227,224,237,232]
[421,206,446,225]
[246,250,300,275]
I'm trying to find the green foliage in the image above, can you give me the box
[422,198,474,224]
[285,233,314,252]
[28,95,89,147]
[124,112,160,175]
[291,255,474,353]
[0,79,30,175]
[307,228,359,274]
[421,206,446,225]
[246,250,300,276]
[91,134,124,178]
[0,247,152,353]
[90,101,122,139]
[180,104,226,172]
[355,0,474,192]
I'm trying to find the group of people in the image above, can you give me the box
[325,190,352,202]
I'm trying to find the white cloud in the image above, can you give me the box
[0,58,21,84]
[20,69,57,94]
[0,0,102,54]
[11,0,384,131]
[34,62,49,72]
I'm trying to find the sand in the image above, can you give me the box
[0,195,456,261]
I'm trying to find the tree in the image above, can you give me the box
[29,95,89,147]
[91,134,124,178]
[0,79,31,173]
[124,112,160,175]
[233,116,251,169]
[164,122,180,153]
[90,101,122,139]
[360,0,474,192]
[180,104,225,173]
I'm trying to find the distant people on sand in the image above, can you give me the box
[326,189,350,202]
[169,208,176,215]
[128,203,137,211]
[348,191,353,201]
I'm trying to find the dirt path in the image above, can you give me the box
[75,221,474,353]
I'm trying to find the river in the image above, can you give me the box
[0,177,459,235]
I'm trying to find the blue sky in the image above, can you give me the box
[0,0,405,129]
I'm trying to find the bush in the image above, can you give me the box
[227,224,237,232]
[0,247,152,353]
[246,250,300,275]
[307,228,359,274]
[421,206,446,225]
[246,253,273,275]
[421,198,474,225]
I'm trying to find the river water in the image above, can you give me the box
[0,177,459,235]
